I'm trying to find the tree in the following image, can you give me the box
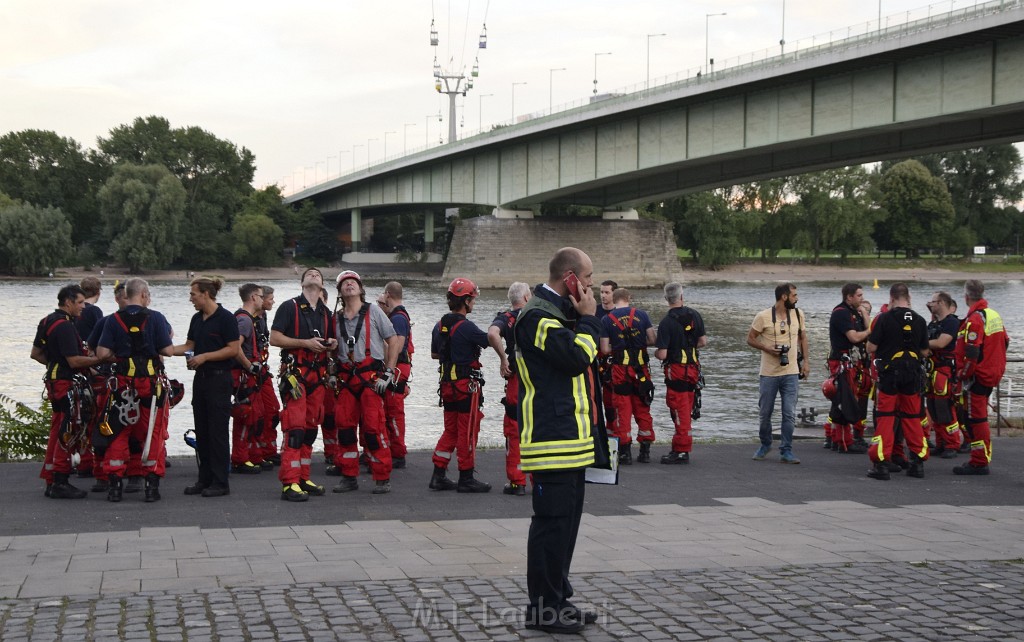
[876,160,955,257]
[0,203,74,275]
[789,167,875,263]
[97,164,187,272]
[293,200,340,263]
[666,190,739,268]
[232,214,284,267]
[0,130,106,245]
[883,145,1023,251]
[97,116,256,264]
[729,178,791,260]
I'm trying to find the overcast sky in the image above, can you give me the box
[2,0,968,194]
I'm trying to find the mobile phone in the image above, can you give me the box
[563,271,581,300]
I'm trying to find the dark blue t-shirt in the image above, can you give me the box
[601,306,652,351]
[432,314,488,365]
[186,304,240,371]
[98,305,173,358]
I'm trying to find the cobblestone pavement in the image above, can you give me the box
[1,561,1022,641]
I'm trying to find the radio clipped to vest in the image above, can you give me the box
[279,355,304,400]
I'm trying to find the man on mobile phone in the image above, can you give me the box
[517,247,610,634]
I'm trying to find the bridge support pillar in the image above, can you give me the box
[424,210,435,252]
[602,208,639,220]
[350,208,362,252]
[492,207,534,219]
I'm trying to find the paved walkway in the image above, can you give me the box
[1,442,1023,639]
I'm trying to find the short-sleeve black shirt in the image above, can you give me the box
[828,302,865,356]
[33,310,83,379]
[655,307,706,362]
[867,306,929,362]
[186,304,240,371]
[271,296,333,341]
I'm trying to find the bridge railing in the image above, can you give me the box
[294,0,1024,196]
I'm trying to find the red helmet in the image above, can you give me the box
[821,377,837,400]
[335,270,363,288]
[448,277,479,297]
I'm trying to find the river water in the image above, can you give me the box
[3,277,1021,457]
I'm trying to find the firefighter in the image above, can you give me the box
[953,279,1009,476]
[270,268,337,502]
[30,284,103,499]
[429,277,503,492]
[487,281,531,495]
[377,281,414,469]
[95,278,175,502]
[330,270,402,494]
[866,283,930,481]
[229,283,267,475]
[925,291,962,458]
[599,288,657,464]
[653,282,707,464]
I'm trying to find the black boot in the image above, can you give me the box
[866,462,890,481]
[637,442,651,463]
[619,445,633,466]
[907,455,925,479]
[144,473,161,502]
[428,466,457,491]
[50,473,87,499]
[823,437,833,449]
[107,474,124,502]
[456,469,492,493]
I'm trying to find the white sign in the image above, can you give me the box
[974,246,987,255]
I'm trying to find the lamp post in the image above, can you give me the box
[338,150,350,176]
[593,51,612,95]
[705,12,727,75]
[646,33,666,90]
[479,93,493,130]
[549,68,566,112]
[351,144,363,172]
[780,0,786,54]
[511,82,527,122]
[304,166,312,189]
[293,170,301,192]
[383,131,396,159]
[315,161,324,184]
[403,123,416,154]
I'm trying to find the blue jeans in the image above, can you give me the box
[758,374,798,455]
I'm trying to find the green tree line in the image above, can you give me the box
[2,116,1021,275]
[643,149,1024,269]
[0,117,336,275]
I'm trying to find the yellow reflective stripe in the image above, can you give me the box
[574,333,597,361]
[521,452,595,471]
[127,360,136,377]
[517,354,535,444]
[534,318,560,350]
[571,372,588,439]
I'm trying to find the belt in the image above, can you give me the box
[194,369,232,378]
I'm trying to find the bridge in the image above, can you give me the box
[287,0,1024,258]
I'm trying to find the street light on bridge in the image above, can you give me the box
[646,34,666,90]
[705,13,727,76]
[593,51,612,95]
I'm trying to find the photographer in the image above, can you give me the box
[746,283,809,464]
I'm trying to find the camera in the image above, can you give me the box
[777,344,790,367]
